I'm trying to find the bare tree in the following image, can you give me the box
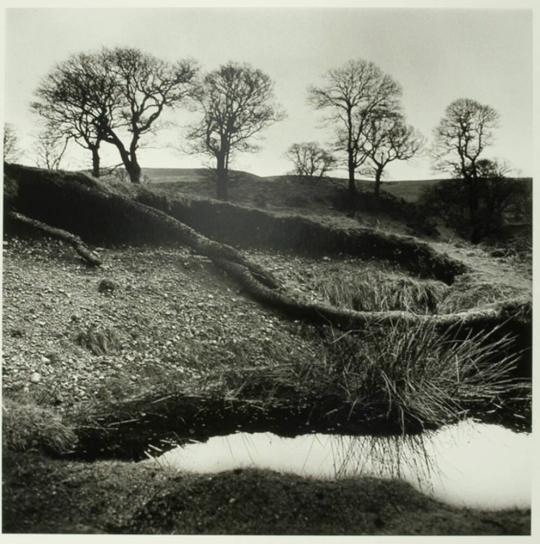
[35,127,69,170]
[360,113,424,197]
[3,123,19,162]
[188,62,284,200]
[433,98,499,242]
[286,142,336,179]
[308,59,401,195]
[31,53,120,177]
[32,48,197,183]
[97,48,198,183]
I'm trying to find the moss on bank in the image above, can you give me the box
[2,452,530,535]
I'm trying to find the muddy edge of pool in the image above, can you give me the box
[2,452,531,535]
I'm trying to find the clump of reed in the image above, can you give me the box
[313,270,449,314]
[2,397,77,454]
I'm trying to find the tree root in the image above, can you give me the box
[215,258,531,332]
[8,211,102,267]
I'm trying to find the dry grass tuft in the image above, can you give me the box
[75,325,123,355]
[314,270,449,314]
[438,274,525,313]
[3,398,77,454]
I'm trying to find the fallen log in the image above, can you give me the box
[8,211,102,266]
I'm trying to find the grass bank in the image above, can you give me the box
[135,188,467,283]
[2,452,530,535]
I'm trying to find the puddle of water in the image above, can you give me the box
[153,419,531,510]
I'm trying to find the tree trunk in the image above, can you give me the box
[91,147,100,178]
[347,152,356,195]
[108,134,142,184]
[216,154,228,201]
[126,155,142,184]
[468,176,480,243]
[374,168,383,198]
[7,211,101,266]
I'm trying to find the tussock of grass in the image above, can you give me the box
[3,398,77,454]
[439,274,525,313]
[321,323,524,429]
[75,325,122,355]
[313,271,449,314]
[218,321,525,432]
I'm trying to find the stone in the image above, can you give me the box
[98,279,117,293]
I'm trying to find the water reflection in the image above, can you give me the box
[154,419,531,510]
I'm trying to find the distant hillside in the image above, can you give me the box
[140,168,531,205]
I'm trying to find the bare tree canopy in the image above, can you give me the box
[31,53,118,177]
[286,142,336,179]
[3,123,19,162]
[433,98,499,178]
[360,113,424,196]
[100,48,198,183]
[308,59,401,195]
[32,47,198,183]
[432,98,500,242]
[188,62,284,200]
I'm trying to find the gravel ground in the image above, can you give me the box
[2,236,320,411]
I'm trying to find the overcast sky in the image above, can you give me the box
[4,7,533,179]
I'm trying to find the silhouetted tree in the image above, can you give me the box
[99,48,198,183]
[188,62,283,200]
[32,48,198,182]
[308,59,401,196]
[286,142,336,179]
[3,123,19,162]
[360,112,424,197]
[432,98,499,242]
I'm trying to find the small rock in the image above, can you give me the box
[30,372,41,384]
[98,279,117,294]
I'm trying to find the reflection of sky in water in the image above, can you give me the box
[154,419,531,510]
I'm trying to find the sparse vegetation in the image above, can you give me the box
[75,325,123,356]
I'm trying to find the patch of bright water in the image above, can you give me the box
[153,419,531,510]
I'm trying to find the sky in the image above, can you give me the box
[3,7,533,179]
